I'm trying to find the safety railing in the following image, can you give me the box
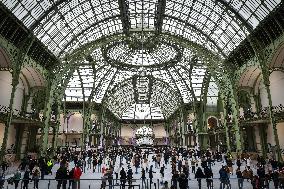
[0,177,278,189]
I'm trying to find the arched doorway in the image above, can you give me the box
[207,116,218,150]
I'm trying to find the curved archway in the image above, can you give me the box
[20,67,46,88]
[207,116,219,150]
[0,47,12,68]
[238,66,262,88]
[270,42,284,68]
[207,116,218,129]
[267,71,284,107]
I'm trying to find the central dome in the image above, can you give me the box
[103,39,182,70]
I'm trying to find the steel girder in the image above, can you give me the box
[171,66,194,102]
[118,0,131,35]
[247,33,283,161]
[166,69,184,103]
[0,35,50,82]
[0,33,35,163]
[59,14,226,58]
[215,0,253,32]
[29,0,69,30]
[89,66,115,101]
[63,31,223,110]
[104,78,135,118]
[41,61,77,156]
[111,76,181,118]
[77,67,86,102]
[154,0,167,34]
[164,15,226,58]
[58,15,121,57]
[100,69,119,101]
[65,31,222,64]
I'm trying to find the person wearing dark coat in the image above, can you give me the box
[160,166,165,178]
[257,166,266,188]
[236,158,242,169]
[141,168,146,189]
[149,165,156,184]
[105,169,113,189]
[55,163,68,189]
[120,168,127,189]
[177,160,182,173]
[182,165,189,179]
[134,157,140,174]
[13,169,21,189]
[219,166,229,189]
[39,157,47,179]
[127,168,133,187]
[272,170,279,189]
[195,167,205,189]
[22,169,30,189]
[0,172,4,189]
[178,173,188,189]
[204,166,213,189]
[236,168,244,189]
[271,159,278,171]
[172,170,179,187]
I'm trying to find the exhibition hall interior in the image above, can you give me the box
[0,0,284,189]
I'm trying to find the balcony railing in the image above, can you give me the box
[239,104,284,123]
[0,105,57,123]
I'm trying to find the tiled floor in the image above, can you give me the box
[2,153,275,189]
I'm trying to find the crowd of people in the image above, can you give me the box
[1,146,284,189]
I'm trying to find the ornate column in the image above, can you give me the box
[229,83,242,153]
[262,71,282,161]
[41,63,75,157]
[220,92,231,152]
[51,103,62,153]
[248,36,282,161]
[82,103,94,149]
[259,124,268,158]
[15,125,24,159]
[196,101,208,152]
[220,71,242,153]
[41,76,55,157]
[179,106,186,147]
[0,35,34,163]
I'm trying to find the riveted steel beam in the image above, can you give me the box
[29,0,68,30]
[154,0,167,34]
[166,69,184,103]
[118,0,131,35]
[165,15,227,58]
[58,15,120,57]
[215,0,253,32]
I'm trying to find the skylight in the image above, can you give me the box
[1,0,280,57]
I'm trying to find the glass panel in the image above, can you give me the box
[1,0,280,56]
[122,104,164,120]
[2,0,280,119]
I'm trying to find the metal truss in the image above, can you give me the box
[1,0,279,57]
[0,0,281,120]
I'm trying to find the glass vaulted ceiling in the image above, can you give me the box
[2,0,280,57]
[1,0,280,120]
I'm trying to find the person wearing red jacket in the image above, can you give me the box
[72,165,82,189]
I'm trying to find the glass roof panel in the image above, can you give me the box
[207,79,219,107]
[1,0,280,57]
[107,42,178,66]
[128,0,157,29]
[227,0,281,28]
[64,40,209,115]
[2,0,281,119]
[122,104,164,120]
